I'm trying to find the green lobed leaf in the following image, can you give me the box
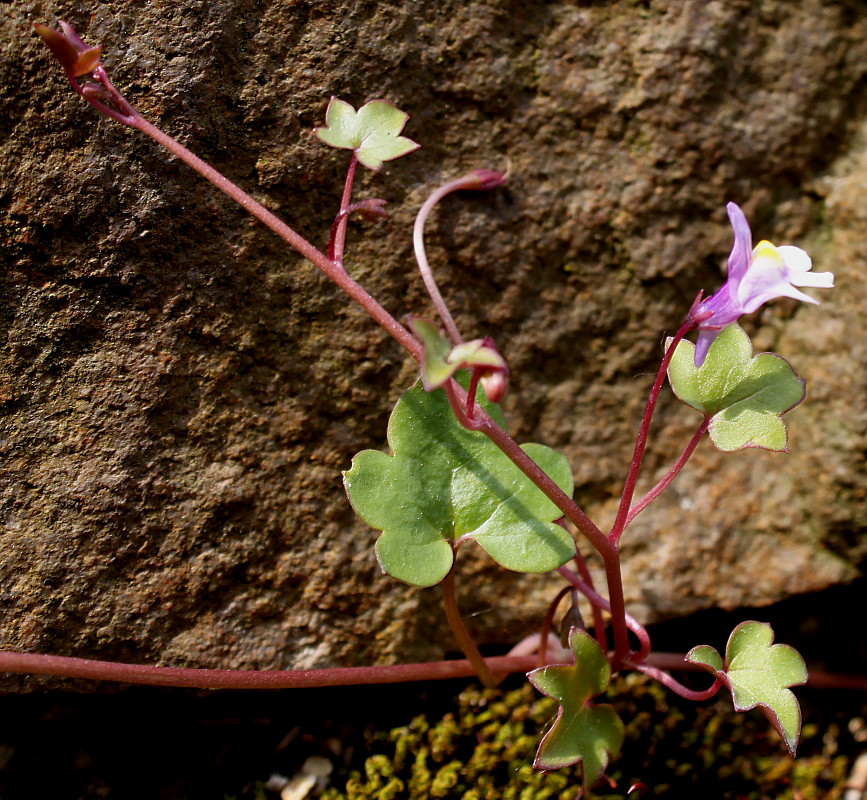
[528,629,625,784]
[686,621,808,755]
[343,379,575,587]
[314,97,420,170]
[667,324,805,452]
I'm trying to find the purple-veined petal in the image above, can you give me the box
[725,202,753,286]
[691,203,832,367]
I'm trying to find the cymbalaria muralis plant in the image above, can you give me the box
[16,19,841,792]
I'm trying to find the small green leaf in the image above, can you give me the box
[448,340,505,370]
[528,629,625,785]
[315,97,419,170]
[686,644,724,673]
[409,318,506,391]
[343,379,575,587]
[667,324,805,452]
[686,621,808,755]
[409,318,454,389]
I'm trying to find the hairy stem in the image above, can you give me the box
[610,319,695,545]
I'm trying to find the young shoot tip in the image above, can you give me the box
[35,21,102,78]
[462,168,506,191]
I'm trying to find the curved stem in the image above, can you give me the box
[571,546,608,652]
[412,171,504,346]
[441,557,499,688]
[610,319,695,545]
[629,660,721,702]
[626,416,710,527]
[556,566,651,663]
[538,585,572,667]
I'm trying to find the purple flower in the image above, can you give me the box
[692,202,834,366]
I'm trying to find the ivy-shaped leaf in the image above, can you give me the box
[315,98,420,170]
[409,317,506,390]
[667,323,805,452]
[686,621,808,755]
[343,379,575,587]
[528,629,625,785]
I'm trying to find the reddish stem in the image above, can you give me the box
[465,368,481,418]
[412,170,504,346]
[610,319,695,545]
[3,646,864,692]
[630,660,721,702]
[328,153,358,266]
[43,33,637,683]
[556,566,651,663]
[130,117,422,361]
[571,546,608,653]
[0,649,534,689]
[626,417,710,527]
[538,586,572,667]
[442,379,633,664]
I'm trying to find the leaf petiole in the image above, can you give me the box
[441,556,499,688]
[328,153,358,266]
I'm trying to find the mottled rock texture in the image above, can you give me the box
[1,0,866,687]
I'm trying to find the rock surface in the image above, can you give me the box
[1,0,865,686]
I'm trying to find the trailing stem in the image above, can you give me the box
[3,646,866,692]
[0,649,533,689]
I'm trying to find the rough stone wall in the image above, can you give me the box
[1,0,865,687]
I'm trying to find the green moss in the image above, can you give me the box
[318,673,856,799]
